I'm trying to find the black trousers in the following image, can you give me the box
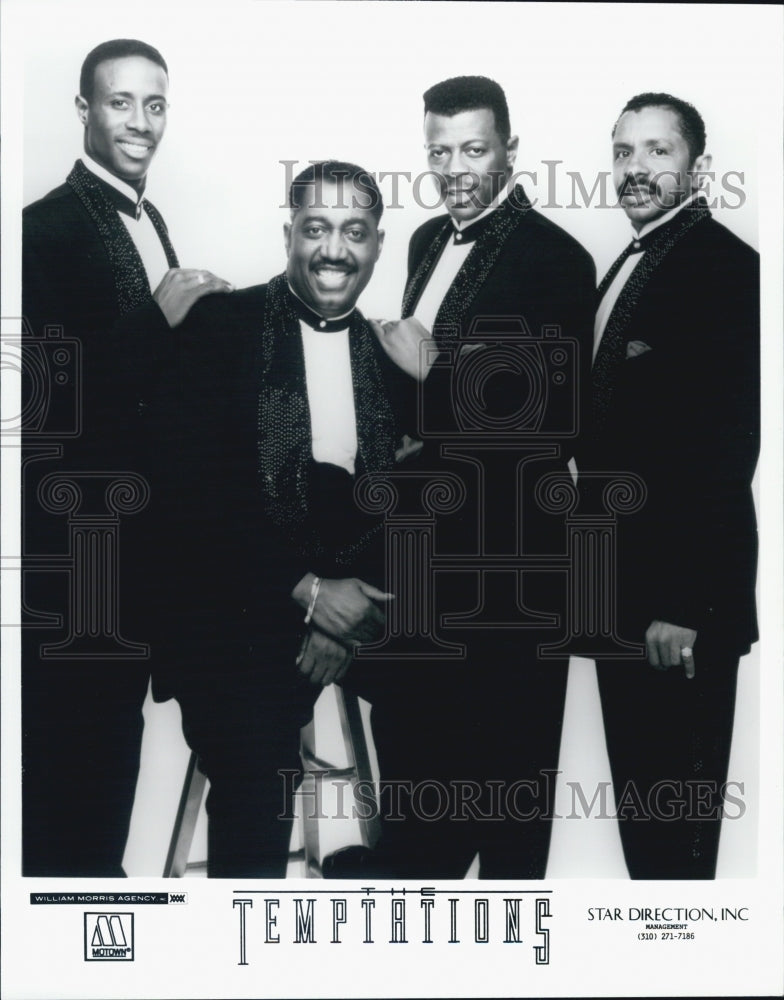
[21,443,166,877]
[596,637,741,879]
[21,545,155,877]
[167,460,391,878]
[22,636,150,877]
[172,640,319,879]
[349,631,569,879]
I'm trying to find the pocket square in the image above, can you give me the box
[395,433,424,464]
[626,340,652,359]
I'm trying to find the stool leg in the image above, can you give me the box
[297,689,381,877]
[163,751,207,877]
[298,768,324,877]
[335,688,381,849]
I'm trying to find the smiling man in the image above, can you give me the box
[584,93,760,878]
[21,39,231,876]
[162,161,404,876]
[77,48,167,189]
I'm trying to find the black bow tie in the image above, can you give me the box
[625,228,665,255]
[451,208,500,245]
[625,198,710,254]
[289,290,354,332]
[598,223,678,297]
[93,177,144,220]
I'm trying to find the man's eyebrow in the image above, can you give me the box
[298,212,371,226]
[106,91,168,101]
[427,137,487,148]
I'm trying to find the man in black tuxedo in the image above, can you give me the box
[583,93,759,878]
[21,38,231,876]
[165,162,403,876]
[328,76,595,878]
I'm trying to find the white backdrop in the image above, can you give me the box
[2,3,782,997]
[10,0,772,873]
[9,0,776,861]
[20,0,760,302]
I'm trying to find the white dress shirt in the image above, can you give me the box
[83,154,171,290]
[413,182,513,333]
[593,193,702,361]
[300,321,358,475]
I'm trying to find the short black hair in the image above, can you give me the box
[612,92,707,162]
[288,161,384,224]
[79,39,168,103]
[423,76,511,144]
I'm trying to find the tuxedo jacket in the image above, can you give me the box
[158,275,403,686]
[22,160,178,654]
[400,187,595,619]
[403,186,595,440]
[22,160,177,471]
[582,206,760,654]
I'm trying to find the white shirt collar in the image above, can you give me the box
[287,282,353,327]
[82,153,146,207]
[633,190,703,241]
[453,178,513,231]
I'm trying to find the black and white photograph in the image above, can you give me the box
[1,1,782,997]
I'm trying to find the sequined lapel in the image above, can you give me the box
[66,159,178,313]
[402,185,532,343]
[401,219,452,319]
[257,275,396,555]
[348,313,397,477]
[591,200,712,433]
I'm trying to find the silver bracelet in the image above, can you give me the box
[304,576,321,625]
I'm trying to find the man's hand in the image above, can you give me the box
[369,317,435,381]
[296,629,352,686]
[645,620,698,678]
[153,268,234,328]
[292,574,393,645]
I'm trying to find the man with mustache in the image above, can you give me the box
[164,161,403,876]
[21,38,231,875]
[583,93,759,877]
[326,76,595,878]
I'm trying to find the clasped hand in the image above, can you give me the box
[292,575,394,686]
[296,629,352,687]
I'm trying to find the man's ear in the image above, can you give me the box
[691,153,713,189]
[376,228,385,261]
[75,95,89,125]
[506,134,519,170]
[283,222,292,256]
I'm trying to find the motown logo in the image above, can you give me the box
[84,913,134,961]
